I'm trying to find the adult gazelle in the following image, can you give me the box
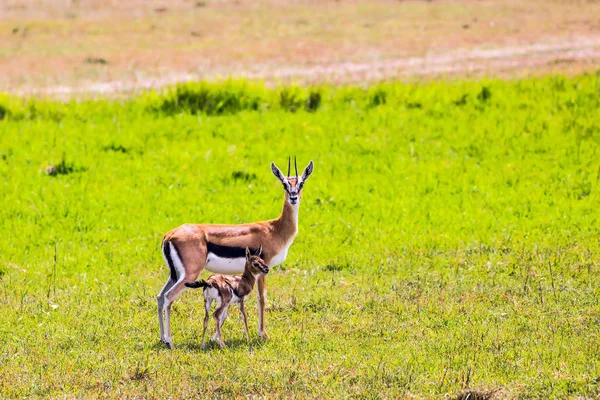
[157,158,314,348]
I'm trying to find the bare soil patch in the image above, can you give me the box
[2,0,600,96]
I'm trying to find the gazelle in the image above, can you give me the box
[184,247,269,348]
[158,158,314,348]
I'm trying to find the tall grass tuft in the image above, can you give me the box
[155,80,267,116]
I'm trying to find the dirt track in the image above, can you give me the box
[20,35,600,96]
[242,36,600,82]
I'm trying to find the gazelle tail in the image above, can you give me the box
[185,280,208,289]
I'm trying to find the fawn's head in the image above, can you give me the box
[245,246,269,276]
[271,157,314,206]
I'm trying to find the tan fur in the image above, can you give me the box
[162,202,298,271]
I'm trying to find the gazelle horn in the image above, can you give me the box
[294,156,298,177]
[287,157,291,176]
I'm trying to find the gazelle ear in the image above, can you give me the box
[301,160,314,182]
[245,247,251,260]
[271,162,286,183]
[255,245,263,256]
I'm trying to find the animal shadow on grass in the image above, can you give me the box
[150,341,170,351]
[180,336,266,352]
[454,388,501,400]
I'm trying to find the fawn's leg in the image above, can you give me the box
[213,303,229,348]
[212,307,228,342]
[200,298,212,349]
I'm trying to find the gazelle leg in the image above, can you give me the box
[213,303,229,348]
[257,275,268,339]
[163,280,188,349]
[157,278,174,342]
[212,307,228,342]
[201,298,212,349]
[239,300,250,342]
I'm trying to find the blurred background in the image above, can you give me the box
[1,0,600,96]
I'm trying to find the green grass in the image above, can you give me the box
[1,75,599,398]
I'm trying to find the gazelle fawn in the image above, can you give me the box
[185,247,269,348]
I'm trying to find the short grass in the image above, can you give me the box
[1,75,600,398]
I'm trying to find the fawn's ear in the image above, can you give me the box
[245,247,251,260]
[255,245,263,256]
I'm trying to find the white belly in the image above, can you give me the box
[205,253,245,274]
[270,242,292,267]
[204,287,243,304]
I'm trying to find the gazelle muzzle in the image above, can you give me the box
[288,189,299,204]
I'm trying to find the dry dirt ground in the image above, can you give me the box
[1,0,600,96]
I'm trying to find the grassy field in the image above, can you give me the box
[1,74,600,398]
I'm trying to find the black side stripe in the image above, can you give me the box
[207,242,262,259]
[163,241,180,283]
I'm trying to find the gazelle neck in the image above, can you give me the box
[273,198,299,240]
[238,269,257,297]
